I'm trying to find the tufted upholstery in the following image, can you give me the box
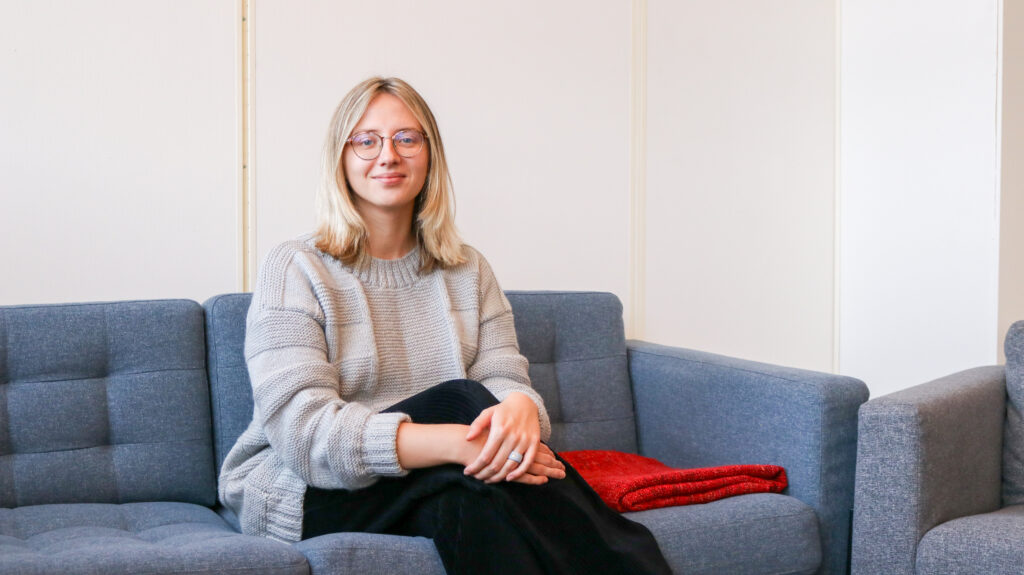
[0,300,216,508]
[505,291,638,453]
[0,502,307,575]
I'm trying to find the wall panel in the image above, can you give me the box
[0,0,240,305]
[250,0,631,313]
[644,0,837,372]
[840,0,1000,395]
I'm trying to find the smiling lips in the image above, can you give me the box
[372,173,406,185]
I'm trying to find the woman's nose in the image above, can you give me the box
[377,138,400,164]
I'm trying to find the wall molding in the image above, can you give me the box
[629,0,648,340]
[240,0,256,291]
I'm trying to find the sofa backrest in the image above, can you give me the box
[0,300,216,508]
[204,290,637,471]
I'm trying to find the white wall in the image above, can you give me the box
[644,0,837,372]
[0,0,240,305]
[4,1,1019,398]
[839,0,1002,395]
[250,0,632,320]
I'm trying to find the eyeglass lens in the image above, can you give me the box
[349,131,425,160]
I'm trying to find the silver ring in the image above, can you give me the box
[507,450,524,464]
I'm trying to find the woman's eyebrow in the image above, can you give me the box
[353,126,421,134]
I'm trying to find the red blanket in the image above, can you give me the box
[560,450,787,513]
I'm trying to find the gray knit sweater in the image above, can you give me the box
[218,234,552,542]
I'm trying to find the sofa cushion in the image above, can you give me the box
[627,493,820,575]
[916,504,1024,575]
[1004,321,1024,504]
[506,291,637,453]
[294,532,443,575]
[204,291,639,469]
[0,502,308,575]
[0,300,216,507]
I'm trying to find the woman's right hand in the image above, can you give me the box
[461,432,565,485]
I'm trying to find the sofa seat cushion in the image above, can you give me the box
[294,532,444,575]
[0,502,308,575]
[626,493,821,575]
[916,504,1024,575]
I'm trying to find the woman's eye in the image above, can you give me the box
[353,135,376,147]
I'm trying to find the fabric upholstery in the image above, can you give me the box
[204,294,256,471]
[1003,320,1024,504]
[505,291,638,453]
[628,493,820,575]
[0,300,216,508]
[850,365,1005,575]
[627,340,867,575]
[916,504,1024,575]
[0,502,307,575]
[294,532,443,575]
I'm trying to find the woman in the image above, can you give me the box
[219,77,670,574]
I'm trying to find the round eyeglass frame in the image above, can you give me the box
[346,130,428,160]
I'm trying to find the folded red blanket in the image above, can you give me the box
[560,450,787,512]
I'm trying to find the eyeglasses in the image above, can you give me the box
[346,130,427,160]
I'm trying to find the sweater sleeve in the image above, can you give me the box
[245,243,410,490]
[465,251,552,442]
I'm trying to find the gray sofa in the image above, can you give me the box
[851,321,1024,575]
[0,291,868,574]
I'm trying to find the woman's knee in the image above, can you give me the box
[434,379,497,404]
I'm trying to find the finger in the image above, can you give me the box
[505,439,538,482]
[530,451,563,471]
[510,472,548,486]
[475,435,519,481]
[466,425,508,476]
[465,407,495,441]
[485,457,521,484]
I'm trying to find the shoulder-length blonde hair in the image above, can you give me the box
[314,76,466,271]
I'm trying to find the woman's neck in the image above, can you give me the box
[362,213,417,260]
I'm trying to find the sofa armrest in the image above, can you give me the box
[627,340,868,575]
[850,365,1005,575]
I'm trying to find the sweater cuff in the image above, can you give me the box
[361,411,412,477]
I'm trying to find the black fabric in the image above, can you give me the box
[302,379,670,575]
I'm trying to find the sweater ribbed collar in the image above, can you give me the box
[354,245,423,289]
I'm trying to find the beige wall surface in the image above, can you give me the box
[1002,0,1024,362]
[6,1,1020,396]
[0,1,240,305]
[643,0,837,372]
[840,0,1001,396]
[249,0,632,318]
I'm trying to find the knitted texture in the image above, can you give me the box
[560,450,787,512]
[219,235,551,543]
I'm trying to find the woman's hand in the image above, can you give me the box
[459,432,565,485]
[463,392,559,484]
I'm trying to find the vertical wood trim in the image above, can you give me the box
[241,0,255,291]
[629,0,648,340]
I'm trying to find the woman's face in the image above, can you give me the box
[343,93,430,222]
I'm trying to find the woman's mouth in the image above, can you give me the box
[373,173,405,185]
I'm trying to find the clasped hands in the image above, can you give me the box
[462,392,566,486]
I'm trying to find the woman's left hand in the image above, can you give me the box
[463,392,542,484]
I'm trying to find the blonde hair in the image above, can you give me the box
[314,76,466,271]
